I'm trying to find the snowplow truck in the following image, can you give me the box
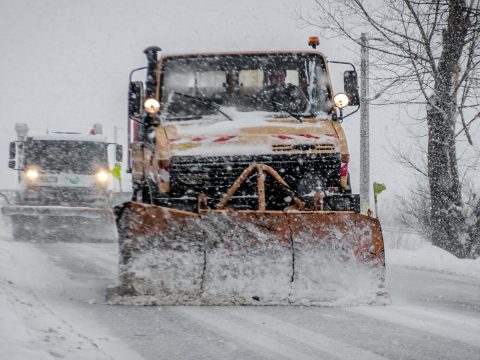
[2,123,123,242]
[108,42,387,305]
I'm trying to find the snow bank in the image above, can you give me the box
[383,229,480,279]
[387,244,480,279]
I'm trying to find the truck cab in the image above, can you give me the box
[9,124,123,207]
[128,46,359,212]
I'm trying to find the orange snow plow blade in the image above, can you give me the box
[107,202,387,305]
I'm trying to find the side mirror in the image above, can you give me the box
[128,81,144,119]
[9,142,16,160]
[116,145,123,162]
[8,142,16,169]
[343,70,360,106]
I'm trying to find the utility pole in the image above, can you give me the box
[360,33,370,214]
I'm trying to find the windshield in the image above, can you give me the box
[24,140,108,174]
[159,53,332,120]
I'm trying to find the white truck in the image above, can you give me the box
[2,123,123,241]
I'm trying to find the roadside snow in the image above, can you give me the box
[0,218,143,360]
[384,229,480,279]
[387,244,480,279]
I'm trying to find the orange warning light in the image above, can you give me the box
[308,36,320,49]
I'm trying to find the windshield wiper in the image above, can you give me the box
[173,92,233,121]
[240,94,304,123]
[164,115,203,121]
[270,100,304,123]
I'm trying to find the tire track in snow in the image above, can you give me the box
[175,307,388,360]
[175,307,320,360]
[348,305,480,347]
[0,240,145,360]
[394,305,480,331]
[219,308,388,360]
[1,274,117,360]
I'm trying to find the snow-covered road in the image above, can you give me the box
[1,232,480,360]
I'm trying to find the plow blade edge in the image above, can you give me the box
[108,202,387,305]
[2,205,116,242]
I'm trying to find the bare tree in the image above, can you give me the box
[300,0,480,258]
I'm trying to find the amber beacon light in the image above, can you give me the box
[308,36,320,49]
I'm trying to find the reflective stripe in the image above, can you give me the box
[213,135,237,143]
[170,133,338,144]
[298,133,321,139]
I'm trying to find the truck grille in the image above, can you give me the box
[24,186,108,207]
[169,153,341,206]
[272,143,336,152]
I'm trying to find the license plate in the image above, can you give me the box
[39,176,58,183]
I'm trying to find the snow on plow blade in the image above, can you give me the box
[1,205,116,242]
[107,202,387,306]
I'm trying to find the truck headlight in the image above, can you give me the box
[26,168,39,180]
[95,170,110,183]
[144,98,160,114]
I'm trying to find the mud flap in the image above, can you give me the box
[108,202,386,305]
[1,205,116,242]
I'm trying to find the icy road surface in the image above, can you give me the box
[1,234,479,359]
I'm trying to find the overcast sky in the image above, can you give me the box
[0,0,412,216]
